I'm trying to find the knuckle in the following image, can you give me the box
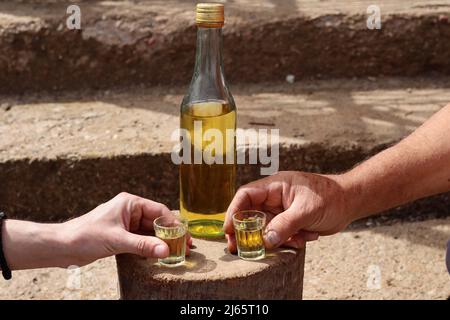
[278,170,296,178]
[277,212,293,226]
[274,212,300,234]
[233,187,249,203]
[116,192,131,201]
[159,203,170,212]
[136,239,147,256]
[236,185,249,194]
[275,213,292,228]
[312,198,326,213]
[152,202,169,215]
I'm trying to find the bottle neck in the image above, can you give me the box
[183,26,233,106]
[194,27,224,79]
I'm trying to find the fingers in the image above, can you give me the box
[299,230,320,241]
[112,192,172,232]
[119,232,169,258]
[282,231,319,249]
[185,233,193,256]
[138,198,172,223]
[263,200,310,249]
[227,228,318,254]
[135,200,192,256]
[224,186,268,234]
[283,234,306,249]
[226,233,237,254]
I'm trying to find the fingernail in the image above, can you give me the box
[153,244,167,257]
[264,230,280,247]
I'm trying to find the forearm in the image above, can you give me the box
[341,104,450,221]
[1,219,74,270]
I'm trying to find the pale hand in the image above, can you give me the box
[62,192,192,267]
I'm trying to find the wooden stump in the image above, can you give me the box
[116,238,305,300]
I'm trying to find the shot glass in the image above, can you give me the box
[232,210,266,260]
[153,215,188,267]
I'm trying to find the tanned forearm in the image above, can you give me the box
[340,104,450,221]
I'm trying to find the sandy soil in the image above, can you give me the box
[2,78,450,161]
[1,217,449,300]
[1,0,449,92]
[1,78,449,233]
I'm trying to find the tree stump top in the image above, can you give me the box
[117,238,305,299]
[125,238,298,280]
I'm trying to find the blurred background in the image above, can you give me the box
[0,0,449,299]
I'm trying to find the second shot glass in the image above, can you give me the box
[232,210,266,260]
[153,215,188,267]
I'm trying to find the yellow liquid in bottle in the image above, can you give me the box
[180,100,236,238]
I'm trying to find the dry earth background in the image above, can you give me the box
[1,0,450,299]
[1,218,449,300]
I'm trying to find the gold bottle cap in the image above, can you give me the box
[196,3,224,28]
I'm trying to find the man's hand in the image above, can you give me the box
[225,104,450,254]
[224,171,352,253]
[62,192,191,267]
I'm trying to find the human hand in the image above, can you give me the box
[224,171,352,253]
[62,192,191,267]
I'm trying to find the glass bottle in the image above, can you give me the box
[179,3,236,238]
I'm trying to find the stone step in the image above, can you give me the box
[0,0,450,93]
[1,78,449,224]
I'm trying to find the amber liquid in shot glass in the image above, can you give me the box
[153,216,188,267]
[232,211,266,260]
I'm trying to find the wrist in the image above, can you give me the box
[27,222,75,269]
[332,172,364,224]
[51,222,81,268]
[58,220,90,268]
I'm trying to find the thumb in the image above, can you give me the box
[263,203,309,249]
[119,232,169,258]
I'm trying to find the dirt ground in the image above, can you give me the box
[1,217,449,300]
[2,78,450,161]
[1,0,450,92]
[1,0,449,301]
[1,78,449,223]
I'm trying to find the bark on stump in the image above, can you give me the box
[116,238,305,300]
